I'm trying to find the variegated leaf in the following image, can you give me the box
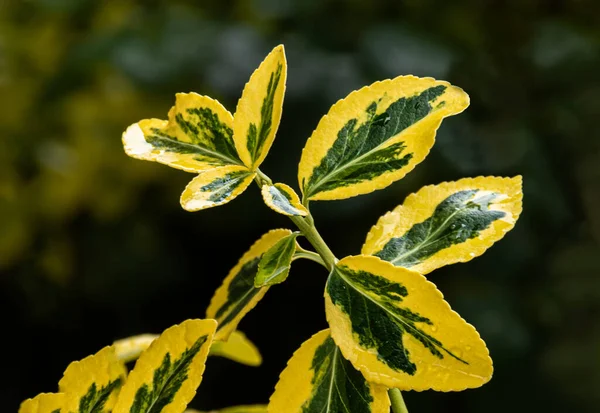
[114,330,261,367]
[209,330,262,367]
[254,233,298,287]
[261,184,308,216]
[123,93,244,172]
[114,334,157,364]
[180,165,255,211]
[233,45,287,169]
[362,176,523,274]
[298,76,469,201]
[19,393,65,413]
[268,329,389,413]
[325,255,492,391]
[59,346,127,413]
[113,319,216,413]
[206,229,293,341]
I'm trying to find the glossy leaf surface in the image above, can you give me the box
[233,45,287,169]
[268,329,389,413]
[298,76,469,201]
[180,166,255,211]
[123,93,242,173]
[362,176,523,274]
[325,255,492,391]
[112,319,216,413]
[261,184,308,217]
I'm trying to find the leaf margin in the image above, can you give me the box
[112,318,217,413]
[261,183,308,217]
[361,175,523,274]
[206,229,293,341]
[298,75,470,202]
[233,44,287,170]
[324,254,493,392]
[267,328,390,413]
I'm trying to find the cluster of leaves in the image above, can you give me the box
[20,45,522,413]
[20,319,265,413]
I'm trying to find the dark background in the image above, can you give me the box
[1,0,599,412]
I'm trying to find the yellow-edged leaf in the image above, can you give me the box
[59,346,127,412]
[325,255,492,391]
[113,319,217,413]
[298,75,469,201]
[123,93,244,173]
[114,330,261,367]
[180,165,255,211]
[268,329,389,413]
[261,184,308,217]
[362,176,523,274]
[209,330,262,367]
[233,45,287,169]
[19,393,65,413]
[114,334,158,364]
[206,229,292,341]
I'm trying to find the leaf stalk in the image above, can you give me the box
[292,250,327,268]
[289,214,337,270]
[389,388,409,413]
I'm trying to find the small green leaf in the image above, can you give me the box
[254,233,298,287]
[206,229,293,340]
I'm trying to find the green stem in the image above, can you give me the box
[289,214,337,271]
[388,389,409,413]
[253,169,337,270]
[255,169,273,186]
[292,251,327,268]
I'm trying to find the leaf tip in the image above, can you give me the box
[122,122,150,157]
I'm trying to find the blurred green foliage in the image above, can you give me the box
[1,0,599,412]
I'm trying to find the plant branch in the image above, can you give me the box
[289,214,337,270]
[389,389,409,413]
